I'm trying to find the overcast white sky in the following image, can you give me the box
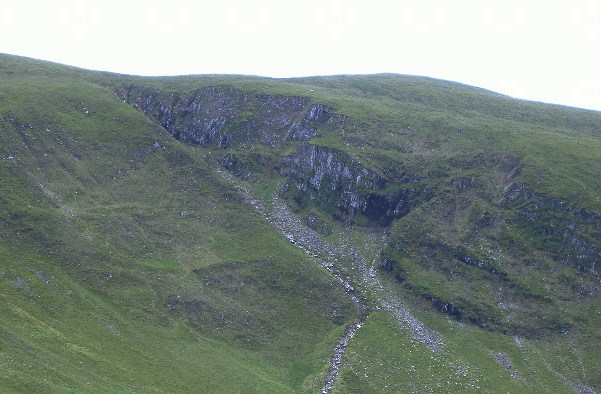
[2,0,601,111]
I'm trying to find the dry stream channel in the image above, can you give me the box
[218,169,444,393]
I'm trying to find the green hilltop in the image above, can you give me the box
[1,53,600,392]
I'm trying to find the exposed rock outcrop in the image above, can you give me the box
[117,85,336,147]
[118,85,424,224]
[284,144,421,225]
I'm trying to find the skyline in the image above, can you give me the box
[2,0,600,111]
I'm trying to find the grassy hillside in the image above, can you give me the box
[1,53,600,392]
[0,56,357,392]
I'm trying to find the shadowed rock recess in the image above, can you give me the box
[283,143,422,225]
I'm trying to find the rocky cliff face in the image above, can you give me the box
[283,144,422,225]
[117,85,336,147]
[118,85,419,224]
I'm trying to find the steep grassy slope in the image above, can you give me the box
[0,57,357,392]
[1,53,600,392]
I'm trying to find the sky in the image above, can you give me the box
[2,0,601,111]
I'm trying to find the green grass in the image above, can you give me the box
[0,58,357,392]
[1,53,600,392]
[334,310,589,393]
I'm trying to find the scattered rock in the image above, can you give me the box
[11,277,28,289]
[217,167,445,393]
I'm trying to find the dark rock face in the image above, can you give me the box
[117,86,334,147]
[285,144,386,194]
[118,85,419,224]
[284,144,417,225]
